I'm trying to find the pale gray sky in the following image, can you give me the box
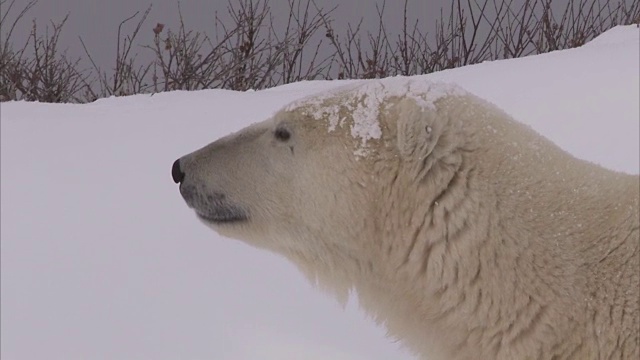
[4,0,440,71]
[3,0,635,85]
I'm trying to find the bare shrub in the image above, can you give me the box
[270,0,336,84]
[144,0,336,91]
[533,0,639,51]
[1,0,89,102]
[148,0,286,91]
[80,5,153,100]
[0,0,38,101]
[146,3,239,92]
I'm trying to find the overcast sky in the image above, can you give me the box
[4,0,443,71]
[3,0,634,84]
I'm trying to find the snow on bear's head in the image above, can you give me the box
[173,78,469,296]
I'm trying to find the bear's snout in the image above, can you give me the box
[172,156,249,224]
[172,158,185,184]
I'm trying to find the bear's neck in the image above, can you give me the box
[355,148,540,359]
[355,126,620,359]
[354,150,487,358]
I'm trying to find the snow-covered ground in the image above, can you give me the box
[1,25,638,360]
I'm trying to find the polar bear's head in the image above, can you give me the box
[172,80,468,291]
[173,88,381,262]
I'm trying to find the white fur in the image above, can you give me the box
[177,79,639,359]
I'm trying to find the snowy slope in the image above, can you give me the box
[1,25,638,360]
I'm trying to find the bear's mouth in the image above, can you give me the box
[196,209,248,224]
[179,185,248,224]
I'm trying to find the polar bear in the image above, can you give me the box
[172,79,639,360]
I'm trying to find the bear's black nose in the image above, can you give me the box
[172,158,185,184]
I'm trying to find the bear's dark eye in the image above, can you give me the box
[274,127,291,142]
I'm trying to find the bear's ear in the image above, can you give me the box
[396,97,438,160]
